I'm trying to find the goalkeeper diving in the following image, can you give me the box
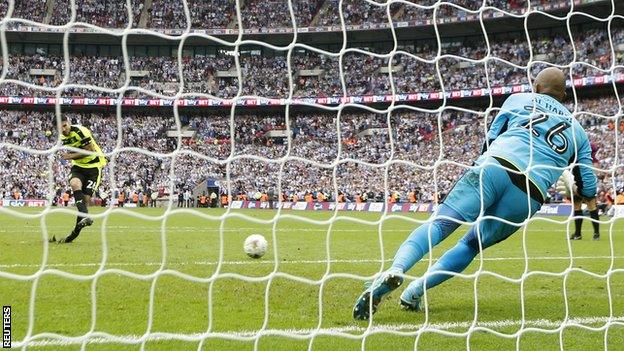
[49,116,107,244]
[353,67,597,320]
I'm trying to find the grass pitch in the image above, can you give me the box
[1,206,623,350]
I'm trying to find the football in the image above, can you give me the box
[244,234,268,259]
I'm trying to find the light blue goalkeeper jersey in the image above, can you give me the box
[483,92,597,199]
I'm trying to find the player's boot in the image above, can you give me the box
[58,229,81,244]
[57,236,71,244]
[49,234,73,244]
[52,218,93,244]
[76,217,94,230]
[569,233,582,240]
[353,268,403,320]
[593,233,600,241]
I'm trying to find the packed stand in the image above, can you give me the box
[316,0,395,27]
[399,0,568,23]
[239,0,324,30]
[0,0,592,31]
[12,0,47,23]
[50,0,145,28]
[147,0,187,29]
[188,0,236,29]
[1,26,619,99]
[2,95,622,208]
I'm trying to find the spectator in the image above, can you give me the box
[150,190,158,207]
[177,191,184,207]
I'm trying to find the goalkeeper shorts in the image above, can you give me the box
[442,156,543,250]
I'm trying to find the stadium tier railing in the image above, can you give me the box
[0,73,620,107]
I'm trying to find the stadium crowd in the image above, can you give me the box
[1,94,622,210]
[0,26,620,99]
[0,0,571,30]
[0,0,620,210]
[46,0,144,27]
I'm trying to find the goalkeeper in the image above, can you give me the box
[49,116,107,244]
[353,67,597,320]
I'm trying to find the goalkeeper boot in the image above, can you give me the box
[569,233,582,240]
[593,233,600,241]
[399,291,423,312]
[353,268,403,320]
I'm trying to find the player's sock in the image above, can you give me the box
[72,215,85,233]
[73,190,88,214]
[400,240,478,305]
[572,210,583,239]
[589,209,600,235]
[391,204,463,272]
[67,190,89,241]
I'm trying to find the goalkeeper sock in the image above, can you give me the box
[391,204,463,272]
[574,210,583,237]
[401,240,478,300]
[589,210,600,234]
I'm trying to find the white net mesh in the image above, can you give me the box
[0,0,623,349]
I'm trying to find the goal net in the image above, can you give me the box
[0,0,623,350]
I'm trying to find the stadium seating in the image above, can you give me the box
[0,0,579,30]
[1,95,620,203]
[0,0,620,207]
[0,27,619,99]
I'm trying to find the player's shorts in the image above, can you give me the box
[442,156,543,251]
[69,165,102,197]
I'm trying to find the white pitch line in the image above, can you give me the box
[13,315,624,347]
[3,225,624,234]
[1,256,623,269]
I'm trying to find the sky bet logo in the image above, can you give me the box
[2,306,10,349]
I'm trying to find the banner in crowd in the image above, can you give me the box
[535,204,573,216]
[3,0,584,36]
[1,199,48,207]
[0,73,621,108]
[0,199,574,215]
[230,201,572,216]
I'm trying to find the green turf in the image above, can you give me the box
[0,207,623,350]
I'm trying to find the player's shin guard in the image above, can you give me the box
[391,204,463,272]
[400,240,478,308]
